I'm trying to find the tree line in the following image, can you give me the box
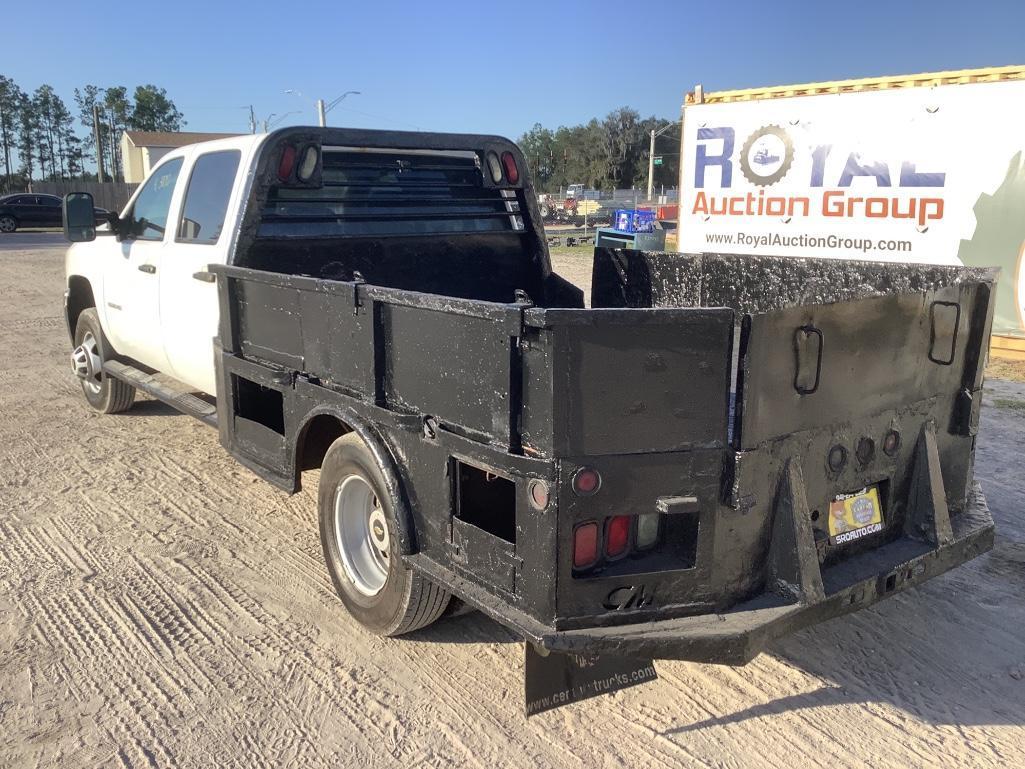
[0,76,186,192]
[517,107,680,194]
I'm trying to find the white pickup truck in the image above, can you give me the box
[61,127,997,715]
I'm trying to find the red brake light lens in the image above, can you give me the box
[572,467,601,496]
[573,522,599,568]
[605,516,631,558]
[277,145,297,181]
[501,151,519,184]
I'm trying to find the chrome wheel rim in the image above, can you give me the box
[334,474,390,596]
[71,331,103,394]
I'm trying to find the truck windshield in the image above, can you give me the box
[259,148,523,238]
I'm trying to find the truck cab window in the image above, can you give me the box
[177,150,241,244]
[126,158,183,240]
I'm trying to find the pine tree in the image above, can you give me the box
[0,76,23,192]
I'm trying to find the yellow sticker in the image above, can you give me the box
[828,487,883,544]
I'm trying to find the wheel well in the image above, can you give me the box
[67,276,95,339]
[296,413,353,479]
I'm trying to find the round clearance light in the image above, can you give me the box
[883,429,901,457]
[572,467,601,496]
[277,145,297,181]
[501,151,519,184]
[527,479,550,511]
[856,436,875,466]
[572,522,599,569]
[486,152,503,183]
[604,515,631,559]
[297,145,319,181]
[828,444,847,473]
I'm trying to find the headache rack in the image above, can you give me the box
[259,148,524,238]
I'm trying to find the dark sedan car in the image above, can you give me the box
[0,193,109,233]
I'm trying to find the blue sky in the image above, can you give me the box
[4,0,1024,139]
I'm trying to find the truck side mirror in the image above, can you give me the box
[63,192,97,242]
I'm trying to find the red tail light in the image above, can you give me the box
[572,467,601,496]
[501,151,519,184]
[573,522,599,568]
[277,145,297,181]
[605,516,631,558]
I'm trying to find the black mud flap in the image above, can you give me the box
[524,642,658,716]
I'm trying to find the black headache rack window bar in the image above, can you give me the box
[259,147,525,238]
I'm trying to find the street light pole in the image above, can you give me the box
[316,99,327,127]
[647,129,656,201]
[646,122,678,201]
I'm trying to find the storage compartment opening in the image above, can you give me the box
[233,375,285,435]
[454,461,517,544]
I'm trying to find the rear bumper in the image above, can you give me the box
[536,481,993,665]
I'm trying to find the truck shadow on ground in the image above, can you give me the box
[408,607,521,646]
[664,392,1025,733]
[663,546,1025,733]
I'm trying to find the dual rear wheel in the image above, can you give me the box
[318,433,451,636]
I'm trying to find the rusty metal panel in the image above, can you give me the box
[532,308,733,456]
[738,284,980,448]
[379,302,518,445]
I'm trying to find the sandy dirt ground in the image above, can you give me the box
[1,243,1023,769]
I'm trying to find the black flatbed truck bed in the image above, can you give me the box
[210,244,996,663]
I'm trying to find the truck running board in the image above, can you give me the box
[102,361,218,428]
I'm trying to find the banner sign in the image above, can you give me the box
[679,80,1025,337]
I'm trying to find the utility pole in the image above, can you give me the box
[93,105,106,183]
[108,106,118,182]
[647,129,656,201]
[247,105,256,134]
[286,89,359,127]
[647,122,677,201]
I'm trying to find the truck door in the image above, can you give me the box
[159,149,242,395]
[103,157,184,372]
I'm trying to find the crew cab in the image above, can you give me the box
[62,127,997,713]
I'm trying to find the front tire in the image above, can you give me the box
[319,433,450,636]
[71,309,135,413]
[0,215,17,233]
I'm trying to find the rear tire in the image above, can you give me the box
[72,309,135,414]
[0,215,17,233]
[319,433,450,636]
